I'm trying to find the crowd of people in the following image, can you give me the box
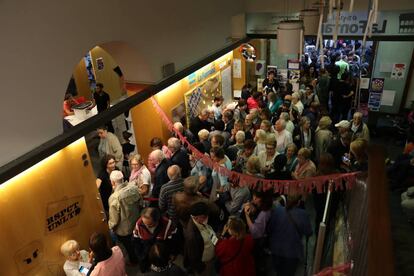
[61,58,371,276]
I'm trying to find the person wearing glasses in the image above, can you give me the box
[60,240,90,276]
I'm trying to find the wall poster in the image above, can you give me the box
[391,63,407,80]
[184,72,222,126]
[221,66,233,104]
[233,58,242,78]
[368,78,385,111]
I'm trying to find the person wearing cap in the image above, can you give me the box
[108,170,142,265]
[334,120,351,141]
[183,202,217,275]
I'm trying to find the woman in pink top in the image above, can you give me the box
[247,92,261,110]
[89,233,126,276]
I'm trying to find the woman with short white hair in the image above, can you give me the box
[129,154,152,197]
[60,240,90,276]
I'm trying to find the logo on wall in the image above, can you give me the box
[13,240,44,274]
[45,196,83,234]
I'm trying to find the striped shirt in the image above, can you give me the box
[159,178,184,223]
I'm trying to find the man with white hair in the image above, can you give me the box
[159,165,184,224]
[168,137,191,177]
[274,119,293,153]
[291,92,304,115]
[350,112,370,142]
[108,170,143,265]
[149,149,172,198]
[190,108,212,139]
[173,121,195,144]
[226,130,245,161]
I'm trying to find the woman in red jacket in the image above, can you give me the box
[215,217,255,276]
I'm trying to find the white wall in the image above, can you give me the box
[0,0,245,166]
[245,0,414,12]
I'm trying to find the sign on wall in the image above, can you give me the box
[368,78,385,111]
[45,196,83,234]
[247,11,414,36]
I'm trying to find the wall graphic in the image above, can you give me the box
[184,72,222,125]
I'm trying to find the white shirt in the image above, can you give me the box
[63,250,90,276]
[294,101,304,115]
[192,218,216,262]
[212,104,222,120]
[285,121,295,134]
[275,130,293,153]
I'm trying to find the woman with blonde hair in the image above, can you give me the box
[314,116,333,164]
[60,240,89,276]
[292,148,317,179]
[349,138,368,171]
[129,153,152,197]
[253,129,268,155]
[215,217,255,276]
[258,135,278,175]
[246,155,263,177]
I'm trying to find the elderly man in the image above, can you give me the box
[350,112,370,142]
[159,165,184,224]
[274,119,293,154]
[168,137,191,177]
[190,108,212,138]
[222,110,235,134]
[97,126,124,169]
[173,121,195,144]
[133,207,177,272]
[108,170,142,265]
[225,131,245,161]
[291,92,304,115]
[149,149,172,198]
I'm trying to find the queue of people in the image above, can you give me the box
[61,60,370,276]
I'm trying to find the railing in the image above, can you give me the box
[313,145,395,276]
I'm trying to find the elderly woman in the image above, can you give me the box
[210,147,232,200]
[60,240,90,276]
[257,136,279,175]
[267,92,282,115]
[314,116,333,164]
[198,129,211,153]
[234,139,256,173]
[253,129,268,155]
[348,138,369,171]
[245,155,264,178]
[292,148,317,179]
[129,154,152,197]
[293,116,314,151]
[216,217,255,276]
[279,112,295,134]
[285,143,298,173]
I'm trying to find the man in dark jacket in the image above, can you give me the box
[183,202,216,275]
[168,137,191,178]
[150,149,172,198]
[190,108,212,139]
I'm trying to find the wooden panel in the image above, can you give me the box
[367,145,395,276]
[0,138,108,275]
[72,58,92,100]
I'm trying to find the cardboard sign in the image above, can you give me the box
[45,196,83,234]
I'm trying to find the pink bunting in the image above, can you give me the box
[150,97,360,194]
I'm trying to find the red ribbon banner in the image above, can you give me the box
[151,97,360,194]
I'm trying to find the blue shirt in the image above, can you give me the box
[268,205,312,259]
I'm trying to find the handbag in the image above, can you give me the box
[215,238,244,272]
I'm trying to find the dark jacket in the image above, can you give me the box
[152,159,172,198]
[190,117,212,139]
[292,127,314,150]
[224,119,235,134]
[170,149,191,178]
[183,219,205,273]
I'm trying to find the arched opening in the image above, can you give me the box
[63,42,153,174]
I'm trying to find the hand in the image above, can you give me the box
[243,204,251,214]
[88,251,94,263]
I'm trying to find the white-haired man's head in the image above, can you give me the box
[110,170,124,188]
[167,165,181,181]
[275,119,286,132]
[167,137,181,154]
[235,131,245,144]
[149,149,165,167]
[173,122,184,133]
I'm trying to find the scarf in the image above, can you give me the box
[129,165,145,182]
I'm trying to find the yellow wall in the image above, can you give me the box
[130,51,241,161]
[91,46,125,102]
[0,138,108,275]
[232,47,247,91]
[73,59,92,100]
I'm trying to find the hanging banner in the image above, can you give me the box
[150,96,359,194]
